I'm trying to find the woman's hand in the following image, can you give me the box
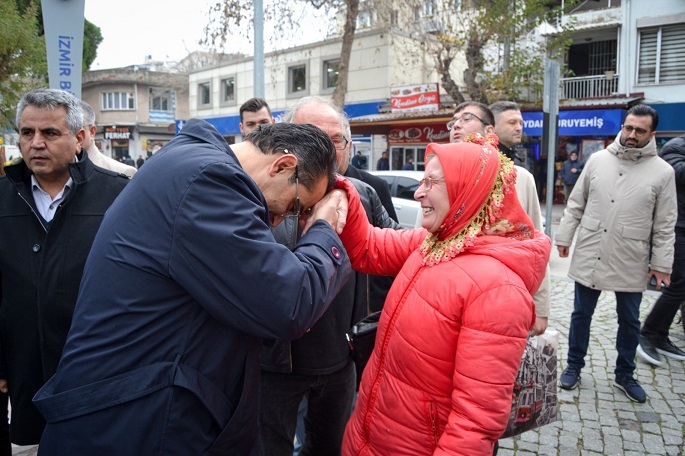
[304,189,349,235]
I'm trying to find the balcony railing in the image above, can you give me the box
[561,74,619,100]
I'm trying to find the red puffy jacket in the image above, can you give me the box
[340,215,550,455]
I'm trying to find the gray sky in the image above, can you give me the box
[85,0,216,69]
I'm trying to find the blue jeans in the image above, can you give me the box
[642,229,685,341]
[258,360,356,456]
[567,282,642,377]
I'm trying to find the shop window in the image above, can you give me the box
[220,76,236,106]
[102,92,135,111]
[322,59,340,92]
[638,23,685,84]
[287,63,308,98]
[197,80,212,108]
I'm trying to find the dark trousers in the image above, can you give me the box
[567,282,642,377]
[642,229,685,341]
[258,360,356,456]
[0,392,9,456]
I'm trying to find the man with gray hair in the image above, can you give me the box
[0,88,128,445]
[79,100,136,177]
[259,96,400,455]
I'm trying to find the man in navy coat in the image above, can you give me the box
[33,120,351,455]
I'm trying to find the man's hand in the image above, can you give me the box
[0,379,7,394]
[303,189,348,235]
[557,245,570,258]
[648,270,671,291]
[531,317,548,336]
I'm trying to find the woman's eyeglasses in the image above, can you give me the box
[419,177,446,191]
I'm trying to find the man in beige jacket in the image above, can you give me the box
[79,100,136,178]
[555,104,677,403]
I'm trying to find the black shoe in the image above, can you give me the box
[654,338,685,361]
[614,375,646,403]
[637,336,663,366]
[560,365,581,390]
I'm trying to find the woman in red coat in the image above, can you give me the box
[336,138,551,455]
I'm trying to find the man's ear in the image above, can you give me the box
[485,125,496,136]
[268,153,298,177]
[239,123,245,135]
[75,128,86,149]
[89,125,97,137]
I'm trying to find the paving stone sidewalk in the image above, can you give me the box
[499,277,685,456]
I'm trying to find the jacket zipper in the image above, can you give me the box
[429,402,438,446]
[361,266,425,438]
[17,191,48,233]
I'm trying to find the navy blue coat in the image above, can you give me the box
[33,119,350,455]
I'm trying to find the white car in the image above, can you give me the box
[370,170,425,229]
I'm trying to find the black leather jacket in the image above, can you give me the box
[260,177,401,374]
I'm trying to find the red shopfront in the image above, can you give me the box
[386,122,450,170]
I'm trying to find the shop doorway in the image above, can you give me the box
[389,146,426,171]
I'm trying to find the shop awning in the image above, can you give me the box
[349,109,453,135]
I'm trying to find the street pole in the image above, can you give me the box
[254,0,265,98]
[542,58,560,238]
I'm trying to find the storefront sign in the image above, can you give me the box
[390,84,440,113]
[104,126,133,140]
[388,124,449,144]
[522,109,625,137]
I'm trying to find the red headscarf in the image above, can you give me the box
[419,135,534,266]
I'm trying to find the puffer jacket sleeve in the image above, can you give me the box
[337,177,425,277]
[436,284,533,455]
[649,167,677,273]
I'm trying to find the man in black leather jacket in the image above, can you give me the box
[258,97,401,456]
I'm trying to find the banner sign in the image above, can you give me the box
[522,109,625,137]
[104,126,133,140]
[390,84,440,113]
[388,124,449,144]
[42,0,85,98]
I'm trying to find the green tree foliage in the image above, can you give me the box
[387,0,577,105]
[83,20,104,71]
[0,0,47,128]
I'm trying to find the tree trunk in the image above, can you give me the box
[331,0,359,108]
[434,46,465,105]
[463,32,489,104]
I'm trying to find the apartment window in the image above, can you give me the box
[220,76,236,106]
[424,0,435,17]
[638,23,685,84]
[357,9,375,28]
[101,92,135,110]
[390,10,399,26]
[149,88,174,111]
[567,40,617,76]
[198,81,211,108]
[323,59,340,91]
[413,6,421,22]
[287,63,308,97]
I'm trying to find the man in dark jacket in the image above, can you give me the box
[638,134,685,366]
[560,151,584,203]
[0,88,128,445]
[33,120,351,455]
[259,96,401,456]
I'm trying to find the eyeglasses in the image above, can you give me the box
[285,164,301,218]
[331,136,349,151]
[281,149,301,218]
[446,112,488,130]
[419,177,446,191]
[622,124,650,136]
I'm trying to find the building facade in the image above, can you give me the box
[82,69,189,162]
[188,27,455,170]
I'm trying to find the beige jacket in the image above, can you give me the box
[555,134,676,292]
[515,165,550,318]
[87,143,137,178]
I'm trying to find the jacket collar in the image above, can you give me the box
[177,119,236,162]
[607,132,657,161]
[5,149,94,187]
